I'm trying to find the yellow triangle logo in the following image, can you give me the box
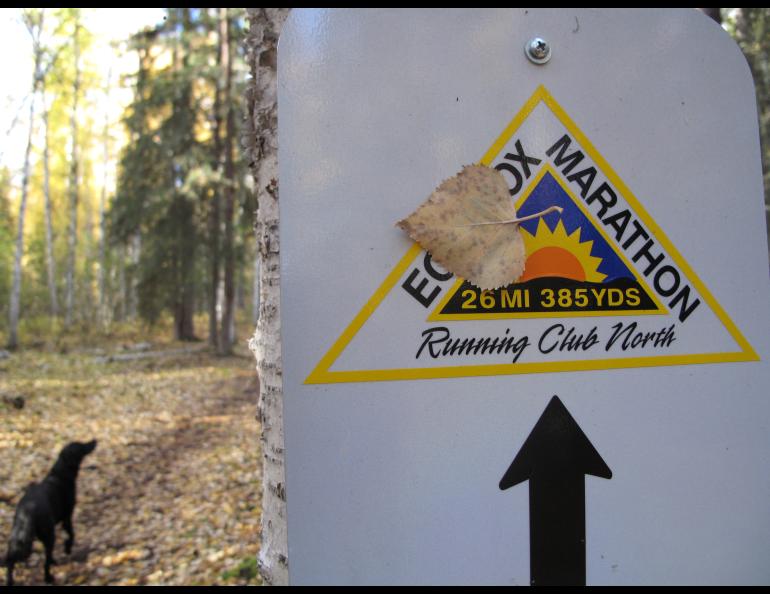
[428,164,667,322]
[306,86,758,385]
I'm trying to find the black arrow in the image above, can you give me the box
[499,395,612,586]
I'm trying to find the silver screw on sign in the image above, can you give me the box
[525,37,551,64]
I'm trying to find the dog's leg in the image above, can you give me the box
[6,561,14,587]
[63,515,74,555]
[44,544,57,584]
[41,525,57,584]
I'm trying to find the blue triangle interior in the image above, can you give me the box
[517,171,633,282]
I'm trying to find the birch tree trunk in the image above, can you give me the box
[64,18,81,328]
[128,232,141,320]
[220,7,237,355]
[208,7,224,349]
[252,252,260,325]
[117,244,126,322]
[8,13,44,349]
[8,96,36,350]
[98,70,112,328]
[42,81,59,321]
[245,7,290,586]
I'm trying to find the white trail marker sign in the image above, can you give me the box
[279,8,770,585]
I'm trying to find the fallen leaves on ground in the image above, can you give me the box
[0,340,263,586]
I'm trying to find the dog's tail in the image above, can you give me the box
[5,504,34,565]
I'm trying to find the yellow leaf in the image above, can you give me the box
[398,165,560,290]
[102,548,145,566]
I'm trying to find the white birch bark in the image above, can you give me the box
[42,80,58,320]
[8,96,36,349]
[209,6,224,349]
[220,7,237,355]
[117,244,126,321]
[98,70,112,328]
[252,252,261,325]
[64,18,81,328]
[128,232,141,320]
[8,14,44,349]
[245,7,290,586]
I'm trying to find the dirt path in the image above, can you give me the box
[1,347,262,586]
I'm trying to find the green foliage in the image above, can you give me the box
[0,168,14,328]
[221,557,259,583]
[2,8,256,345]
[21,222,52,319]
[111,8,250,333]
[1,8,109,334]
[112,9,204,329]
[726,8,770,201]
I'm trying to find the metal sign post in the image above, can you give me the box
[279,8,770,585]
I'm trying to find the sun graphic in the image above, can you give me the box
[519,218,606,283]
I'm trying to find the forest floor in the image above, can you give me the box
[0,322,262,586]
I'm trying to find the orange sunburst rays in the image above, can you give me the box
[519,218,606,283]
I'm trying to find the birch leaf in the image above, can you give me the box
[397,165,559,290]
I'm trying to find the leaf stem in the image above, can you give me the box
[458,205,563,227]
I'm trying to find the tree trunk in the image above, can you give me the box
[174,282,196,342]
[98,70,111,328]
[220,7,237,355]
[246,7,290,585]
[64,18,81,328]
[252,249,261,325]
[209,7,224,349]
[8,15,44,349]
[42,79,58,321]
[8,94,36,349]
[128,232,141,320]
[117,244,126,322]
[732,8,769,198]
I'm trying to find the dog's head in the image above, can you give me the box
[58,440,97,471]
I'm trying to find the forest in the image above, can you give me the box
[2,8,770,352]
[1,8,265,586]
[1,6,769,587]
[0,8,255,353]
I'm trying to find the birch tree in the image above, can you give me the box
[41,63,59,320]
[245,7,290,585]
[208,7,224,349]
[220,7,238,355]
[98,68,112,328]
[0,173,13,311]
[64,12,82,328]
[8,10,45,349]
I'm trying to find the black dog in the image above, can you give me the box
[4,440,97,586]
